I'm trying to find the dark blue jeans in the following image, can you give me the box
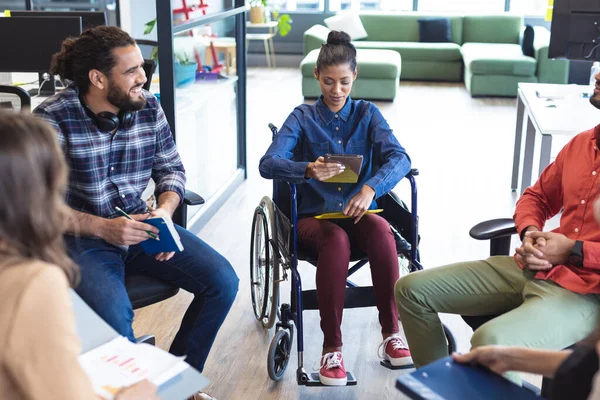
[64,225,239,372]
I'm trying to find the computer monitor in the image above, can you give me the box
[549,0,600,60]
[0,16,82,95]
[10,11,106,32]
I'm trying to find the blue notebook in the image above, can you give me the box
[396,356,545,400]
[140,217,184,255]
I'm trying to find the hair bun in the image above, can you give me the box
[326,30,352,46]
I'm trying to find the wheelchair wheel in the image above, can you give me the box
[250,205,270,321]
[249,197,280,329]
[267,329,291,381]
[443,323,457,355]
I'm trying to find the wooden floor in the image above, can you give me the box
[133,68,537,399]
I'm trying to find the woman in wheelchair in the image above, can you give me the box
[259,30,413,386]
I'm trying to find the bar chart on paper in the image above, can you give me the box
[79,336,189,399]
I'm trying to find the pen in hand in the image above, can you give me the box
[115,206,160,240]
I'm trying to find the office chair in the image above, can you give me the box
[0,84,31,112]
[142,59,156,92]
[467,218,558,397]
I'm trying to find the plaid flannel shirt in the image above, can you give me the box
[33,85,186,218]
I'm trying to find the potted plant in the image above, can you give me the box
[249,0,267,24]
[271,8,293,36]
[174,53,198,87]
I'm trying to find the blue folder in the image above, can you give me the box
[140,217,184,255]
[396,356,545,400]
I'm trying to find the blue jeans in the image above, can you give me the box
[64,225,239,372]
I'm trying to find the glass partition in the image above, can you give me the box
[154,1,246,230]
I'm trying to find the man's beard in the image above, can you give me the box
[107,81,147,112]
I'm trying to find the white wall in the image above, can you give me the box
[119,0,157,40]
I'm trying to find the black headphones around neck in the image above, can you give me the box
[79,95,135,132]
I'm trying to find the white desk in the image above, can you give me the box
[511,83,600,193]
[246,21,278,68]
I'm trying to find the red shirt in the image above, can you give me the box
[514,124,600,294]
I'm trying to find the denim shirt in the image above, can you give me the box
[259,96,411,217]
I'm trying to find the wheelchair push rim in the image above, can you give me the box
[250,197,280,329]
[250,206,270,321]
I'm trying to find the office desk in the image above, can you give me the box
[511,83,600,193]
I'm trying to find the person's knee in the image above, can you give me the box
[320,228,351,256]
[394,270,430,305]
[470,324,503,348]
[76,286,135,338]
[213,257,239,306]
[365,214,392,234]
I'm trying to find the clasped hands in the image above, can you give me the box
[306,156,375,223]
[515,229,575,271]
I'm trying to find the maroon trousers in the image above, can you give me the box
[297,214,400,347]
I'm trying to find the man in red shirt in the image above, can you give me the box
[395,76,600,371]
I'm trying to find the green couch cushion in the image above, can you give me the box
[358,13,463,45]
[300,49,401,79]
[461,43,536,77]
[462,15,522,44]
[353,41,462,61]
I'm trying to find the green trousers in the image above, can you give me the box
[395,256,600,368]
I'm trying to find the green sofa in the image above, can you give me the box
[303,13,570,97]
[301,48,401,100]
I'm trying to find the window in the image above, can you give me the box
[417,0,504,12]
[269,0,325,12]
[329,0,412,12]
[510,0,547,16]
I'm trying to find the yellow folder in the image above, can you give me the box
[314,209,383,219]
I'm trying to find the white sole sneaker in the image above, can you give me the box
[386,355,414,367]
[319,373,347,386]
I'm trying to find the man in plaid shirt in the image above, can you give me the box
[33,26,238,393]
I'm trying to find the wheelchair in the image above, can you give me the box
[250,123,456,385]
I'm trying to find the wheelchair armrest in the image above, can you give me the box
[469,218,517,241]
[183,189,205,206]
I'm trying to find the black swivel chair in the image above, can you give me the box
[467,218,559,397]
[0,84,31,112]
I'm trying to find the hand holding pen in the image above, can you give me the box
[115,207,160,240]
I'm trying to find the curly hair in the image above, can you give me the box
[50,26,136,94]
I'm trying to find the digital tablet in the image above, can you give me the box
[323,154,364,183]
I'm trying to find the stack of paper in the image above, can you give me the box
[535,84,583,100]
[79,336,189,400]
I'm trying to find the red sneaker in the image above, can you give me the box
[378,335,413,367]
[318,352,347,386]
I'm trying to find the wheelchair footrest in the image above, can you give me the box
[380,359,414,370]
[301,371,357,386]
[302,286,378,310]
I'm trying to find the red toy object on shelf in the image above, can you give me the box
[172,0,223,76]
